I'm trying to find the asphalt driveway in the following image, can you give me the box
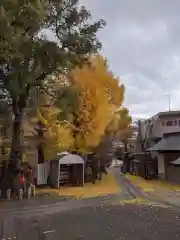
[1,203,180,240]
[1,169,180,240]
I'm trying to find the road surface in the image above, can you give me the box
[0,203,180,240]
[0,169,180,240]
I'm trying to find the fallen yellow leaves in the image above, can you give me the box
[120,198,145,205]
[125,174,180,193]
[119,197,168,208]
[37,173,120,199]
[150,180,180,191]
[125,175,155,192]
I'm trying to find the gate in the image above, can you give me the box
[37,162,50,186]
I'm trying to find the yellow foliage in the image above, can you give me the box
[91,55,125,107]
[120,198,146,205]
[72,67,110,152]
[125,175,155,192]
[36,173,120,199]
[107,107,132,140]
[71,55,125,153]
[37,107,73,160]
[36,55,127,155]
[126,174,180,192]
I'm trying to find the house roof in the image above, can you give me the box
[171,157,180,165]
[152,110,180,119]
[148,132,180,151]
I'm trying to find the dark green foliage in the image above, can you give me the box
[0,0,105,99]
[55,86,79,122]
[0,0,105,170]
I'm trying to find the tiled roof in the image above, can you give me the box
[171,157,180,165]
[152,110,180,119]
[148,132,180,151]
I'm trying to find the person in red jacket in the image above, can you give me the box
[20,170,26,191]
[13,169,25,199]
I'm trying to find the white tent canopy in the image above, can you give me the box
[50,153,85,188]
[59,154,84,165]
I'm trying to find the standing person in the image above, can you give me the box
[20,170,26,192]
[26,166,34,198]
[13,169,25,199]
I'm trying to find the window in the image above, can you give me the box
[166,120,173,126]
[162,119,179,126]
[173,120,177,126]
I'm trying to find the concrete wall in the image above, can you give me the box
[153,116,180,138]
[167,166,180,184]
[141,114,180,141]
[157,152,180,181]
[153,119,162,138]
[157,153,165,180]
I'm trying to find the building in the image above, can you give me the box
[142,111,180,145]
[141,110,180,182]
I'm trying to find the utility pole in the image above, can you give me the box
[165,94,172,111]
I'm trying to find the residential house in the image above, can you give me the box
[141,110,180,182]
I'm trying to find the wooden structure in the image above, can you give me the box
[148,132,180,181]
[123,152,158,180]
[165,157,180,183]
[49,153,84,188]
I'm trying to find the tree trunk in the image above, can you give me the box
[124,140,128,152]
[37,121,45,164]
[0,111,23,194]
[9,112,24,171]
[38,143,45,163]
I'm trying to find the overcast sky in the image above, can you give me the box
[81,0,180,119]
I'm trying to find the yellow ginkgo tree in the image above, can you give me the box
[36,107,73,160]
[70,55,125,153]
[107,107,132,138]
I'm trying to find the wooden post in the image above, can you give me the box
[57,161,60,188]
[6,189,11,200]
[18,189,23,200]
[82,163,84,186]
[31,185,36,197]
[27,187,31,198]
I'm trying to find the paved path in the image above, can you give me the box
[120,171,180,209]
[0,203,180,240]
[1,168,180,239]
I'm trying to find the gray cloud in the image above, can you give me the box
[81,0,180,118]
